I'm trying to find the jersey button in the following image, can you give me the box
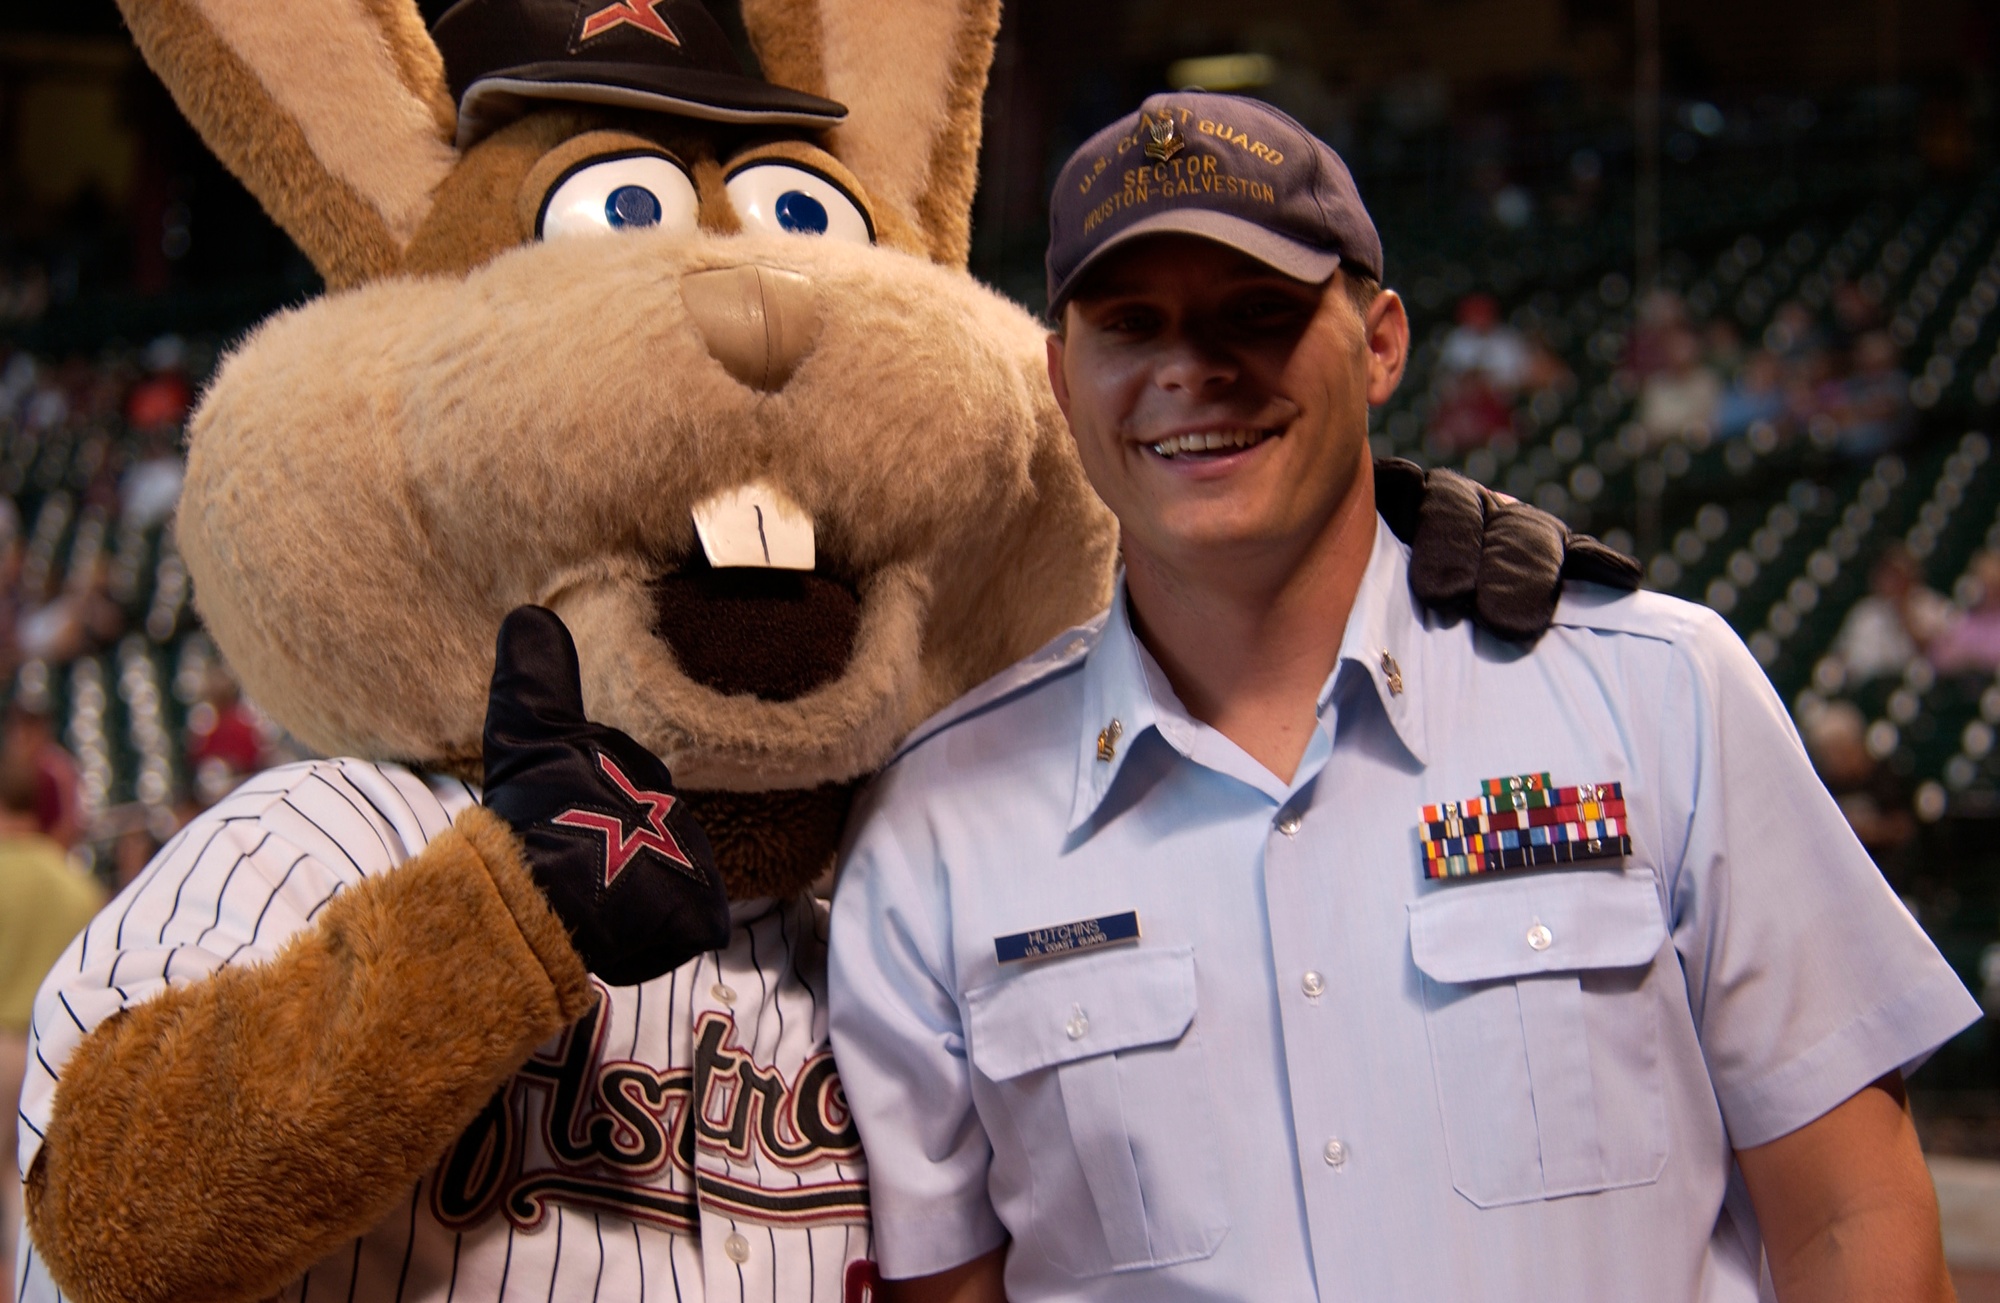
[1064,1003,1089,1040]
[711,982,737,1005]
[1301,970,1326,998]
[1323,1138,1349,1169]
[723,1231,751,1263]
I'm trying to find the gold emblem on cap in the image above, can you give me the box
[1143,116,1185,162]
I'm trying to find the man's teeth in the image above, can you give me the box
[1148,429,1269,458]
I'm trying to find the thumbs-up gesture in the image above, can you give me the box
[481,606,731,986]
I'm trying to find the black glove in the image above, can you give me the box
[1375,456,1642,642]
[482,605,731,986]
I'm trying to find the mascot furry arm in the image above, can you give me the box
[19,0,1635,1298]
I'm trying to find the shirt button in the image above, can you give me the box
[1301,971,1326,998]
[1323,1138,1349,1169]
[1276,812,1303,836]
[711,982,737,1005]
[1065,1004,1090,1040]
[723,1231,751,1263]
[1526,924,1553,952]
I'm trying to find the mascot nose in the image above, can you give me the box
[680,264,821,392]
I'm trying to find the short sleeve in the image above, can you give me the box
[1662,609,1981,1148]
[17,760,469,1177]
[828,777,1007,1280]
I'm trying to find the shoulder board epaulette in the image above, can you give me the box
[890,614,1106,764]
[1549,580,1711,643]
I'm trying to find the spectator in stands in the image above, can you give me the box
[0,263,51,326]
[186,664,268,807]
[2,705,82,850]
[1426,370,1514,453]
[1763,299,1827,363]
[120,429,185,534]
[0,739,104,1290]
[16,556,126,667]
[1802,700,1915,882]
[1929,550,2000,676]
[1438,292,1529,392]
[1830,279,1885,347]
[1703,318,1745,376]
[1827,330,1914,459]
[0,502,21,684]
[1637,324,1721,444]
[124,335,192,434]
[1625,287,1689,379]
[1830,545,1953,681]
[1521,329,1575,398]
[110,822,163,893]
[1714,348,1788,439]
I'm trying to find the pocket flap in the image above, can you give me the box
[1409,871,1665,984]
[965,945,1197,1082]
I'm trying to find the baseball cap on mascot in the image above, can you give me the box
[1045,90,1383,313]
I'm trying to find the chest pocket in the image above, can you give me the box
[965,944,1226,1277]
[1409,870,1669,1208]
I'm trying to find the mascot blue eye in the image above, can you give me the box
[605,185,663,228]
[774,191,830,235]
[724,163,871,244]
[540,155,696,241]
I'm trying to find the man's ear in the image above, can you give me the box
[1365,288,1411,406]
[739,0,1001,267]
[1046,331,1072,424]
[115,0,457,287]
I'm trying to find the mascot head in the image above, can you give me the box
[127,0,1117,895]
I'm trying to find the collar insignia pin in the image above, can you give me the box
[1380,650,1403,696]
[1143,116,1185,162]
[1096,718,1123,762]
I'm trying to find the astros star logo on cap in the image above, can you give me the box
[575,0,680,46]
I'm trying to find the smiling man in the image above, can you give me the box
[826,93,1978,1302]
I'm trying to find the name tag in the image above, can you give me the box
[994,911,1141,964]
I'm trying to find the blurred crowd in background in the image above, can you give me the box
[1429,276,1918,459]
[0,335,290,886]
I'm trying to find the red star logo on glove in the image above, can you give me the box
[552,753,694,887]
[576,0,681,44]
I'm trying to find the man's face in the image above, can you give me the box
[1047,236,1406,578]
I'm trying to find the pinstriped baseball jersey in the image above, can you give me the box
[14,758,873,1303]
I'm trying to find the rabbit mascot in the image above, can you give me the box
[13,0,1634,1298]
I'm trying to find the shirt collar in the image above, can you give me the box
[1331,515,1430,768]
[1068,514,1429,833]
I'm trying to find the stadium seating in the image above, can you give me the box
[2,153,1995,1081]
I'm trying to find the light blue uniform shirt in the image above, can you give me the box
[828,517,1979,1301]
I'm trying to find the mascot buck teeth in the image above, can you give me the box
[12,0,1631,1298]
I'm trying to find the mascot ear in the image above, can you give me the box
[740,0,999,268]
[116,0,458,287]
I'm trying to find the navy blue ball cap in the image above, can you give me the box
[432,0,847,149]
[1046,91,1382,313]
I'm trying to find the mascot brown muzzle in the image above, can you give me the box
[163,0,1116,895]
